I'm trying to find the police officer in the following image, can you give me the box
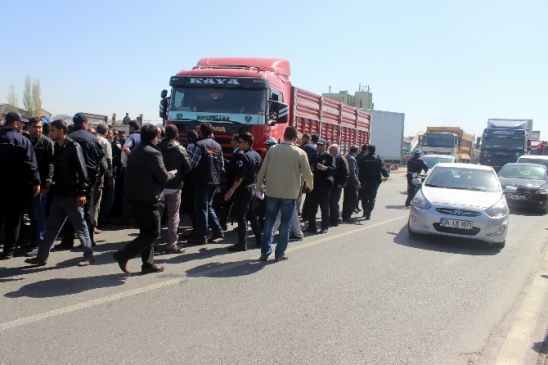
[306,139,335,234]
[358,145,389,220]
[224,132,262,251]
[404,148,429,207]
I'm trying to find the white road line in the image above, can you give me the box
[494,248,548,364]
[0,214,408,332]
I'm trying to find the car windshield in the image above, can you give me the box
[169,87,267,124]
[498,165,546,180]
[482,137,524,150]
[422,156,453,168]
[516,158,548,169]
[421,134,455,147]
[425,167,500,192]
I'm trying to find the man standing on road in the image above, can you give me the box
[257,126,313,261]
[60,113,105,249]
[113,124,174,274]
[0,112,41,259]
[158,124,191,254]
[329,143,349,227]
[358,145,389,220]
[404,148,429,207]
[306,139,335,234]
[123,113,131,125]
[224,132,262,252]
[24,119,94,266]
[25,117,54,257]
[342,145,361,222]
[187,123,224,245]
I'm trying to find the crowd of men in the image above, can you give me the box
[0,112,390,273]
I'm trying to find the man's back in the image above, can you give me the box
[257,141,313,199]
[126,143,170,205]
[0,128,40,191]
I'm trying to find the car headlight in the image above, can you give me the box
[485,198,508,218]
[536,188,548,195]
[412,191,432,210]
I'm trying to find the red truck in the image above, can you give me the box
[160,57,370,157]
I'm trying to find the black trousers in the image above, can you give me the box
[0,192,26,256]
[342,185,359,220]
[118,203,160,266]
[330,186,343,224]
[235,189,262,247]
[405,174,419,206]
[360,179,381,216]
[308,185,331,229]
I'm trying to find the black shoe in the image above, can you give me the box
[207,231,224,242]
[187,237,207,245]
[1,252,14,260]
[304,226,318,234]
[319,228,328,234]
[365,215,371,221]
[342,218,354,223]
[330,222,339,227]
[24,257,47,266]
[113,251,130,274]
[141,264,165,275]
[228,244,247,252]
[53,244,73,251]
[289,234,303,241]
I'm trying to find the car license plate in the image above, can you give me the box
[440,218,474,230]
[508,194,526,200]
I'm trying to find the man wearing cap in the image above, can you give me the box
[59,113,105,249]
[358,145,389,220]
[0,112,41,259]
[404,148,429,207]
[306,139,335,234]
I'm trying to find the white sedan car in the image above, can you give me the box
[408,163,509,248]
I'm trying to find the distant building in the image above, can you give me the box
[0,104,52,120]
[322,85,374,109]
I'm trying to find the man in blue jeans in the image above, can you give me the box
[25,119,94,267]
[25,118,54,257]
[256,127,313,261]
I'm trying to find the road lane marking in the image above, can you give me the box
[0,214,408,332]
[494,248,548,364]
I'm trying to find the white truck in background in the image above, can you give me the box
[363,109,405,170]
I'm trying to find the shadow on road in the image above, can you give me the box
[185,259,267,278]
[509,206,547,217]
[385,205,407,210]
[4,273,126,298]
[391,225,502,256]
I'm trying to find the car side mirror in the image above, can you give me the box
[268,100,289,125]
[411,177,422,186]
[504,186,517,194]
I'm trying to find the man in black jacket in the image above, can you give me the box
[59,113,105,249]
[0,112,41,259]
[358,145,389,220]
[25,117,54,256]
[158,125,190,254]
[329,143,349,226]
[187,123,224,245]
[25,120,94,266]
[306,139,335,234]
[113,124,174,274]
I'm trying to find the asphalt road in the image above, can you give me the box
[1,176,548,365]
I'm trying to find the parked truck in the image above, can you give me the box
[478,119,533,171]
[418,127,475,162]
[160,57,370,159]
[365,109,405,170]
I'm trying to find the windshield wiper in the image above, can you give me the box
[424,183,440,187]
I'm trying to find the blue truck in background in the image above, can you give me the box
[478,119,533,171]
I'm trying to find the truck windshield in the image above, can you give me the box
[169,87,267,125]
[422,134,455,148]
[482,137,524,150]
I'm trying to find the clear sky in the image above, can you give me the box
[1,0,546,139]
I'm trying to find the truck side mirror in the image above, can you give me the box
[161,89,168,98]
[268,101,289,125]
[159,89,169,119]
